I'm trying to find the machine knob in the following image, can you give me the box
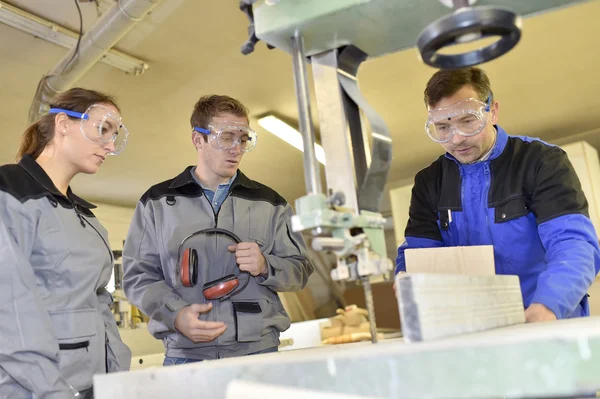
[417,6,522,69]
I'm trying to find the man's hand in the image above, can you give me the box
[525,303,557,323]
[174,303,227,343]
[228,242,267,276]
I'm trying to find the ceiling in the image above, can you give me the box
[1,0,600,215]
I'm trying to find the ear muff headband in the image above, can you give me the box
[177,228,251,301]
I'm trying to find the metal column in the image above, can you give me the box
[291,34,322,195]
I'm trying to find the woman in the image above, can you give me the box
[0,88,132,398]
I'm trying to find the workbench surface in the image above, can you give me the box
[95,316,600,399]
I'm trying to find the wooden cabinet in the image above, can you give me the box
[561,141,600,235]
[389,183,414,248]
[562,141,600,316]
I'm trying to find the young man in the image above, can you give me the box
[123,95,313,364]
[396,67,600,322]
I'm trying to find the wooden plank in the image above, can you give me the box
[404,245,495,275]
[396,273,525,342]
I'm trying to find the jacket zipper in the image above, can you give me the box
[59,340,90,351]
[75,205,114,263]
[199,188,234,356]
[200,192,218,227]
[105,333,110,372]
[73,204,114,368]
[483,163,497,273]
[207,190,234,228]
[74,205,86,228]
[459,166,468,246]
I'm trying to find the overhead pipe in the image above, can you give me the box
[28,0,162,123]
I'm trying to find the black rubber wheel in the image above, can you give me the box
[417,6,522,69]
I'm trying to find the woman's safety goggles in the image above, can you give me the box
[49,104,128,155]
[193,123,257,153]
[425,97,491,143]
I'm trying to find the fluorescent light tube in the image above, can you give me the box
[258,115,326,165]
[0,1,148,75]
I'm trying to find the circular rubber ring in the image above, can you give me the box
[417,6,521,69]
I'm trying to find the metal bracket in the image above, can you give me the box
[239,0,275,55]
[337,45,393,212]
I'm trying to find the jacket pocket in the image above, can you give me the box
[248,205,272,248]
[232,301,263,342]
[31,227,71,293]
[437,209,455,245]
[495,195,529,223]
[59,341,89,350]
[49,308,99,391]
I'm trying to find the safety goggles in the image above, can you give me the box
[425,97,491,143]
[49,104,128,155]
[193,122,257,153]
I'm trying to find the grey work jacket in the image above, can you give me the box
[122,167,313,360]
[0,156,131,398]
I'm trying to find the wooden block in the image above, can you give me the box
[395,273,525,342]
[405,245,495,275]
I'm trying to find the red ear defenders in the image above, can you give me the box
[176,228,250,301]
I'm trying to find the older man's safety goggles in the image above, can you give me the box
[425,97,491,143]
[193,123,257,153]
[49,104,129,155]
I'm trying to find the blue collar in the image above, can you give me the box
[444,125,508,164]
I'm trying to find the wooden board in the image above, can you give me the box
[405,245,495,275]
[395,273,525,342]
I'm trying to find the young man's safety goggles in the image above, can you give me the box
[193,124,257,153]
[425,97,491,143]
[48,104,128,155]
